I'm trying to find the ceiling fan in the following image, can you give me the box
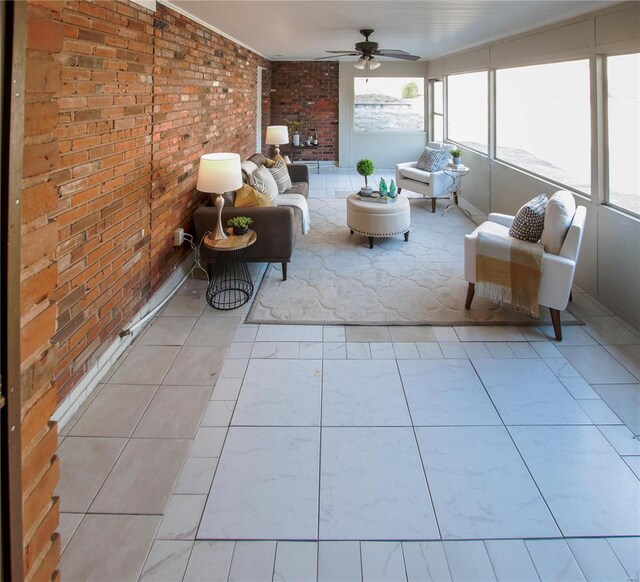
[315,29,420,70]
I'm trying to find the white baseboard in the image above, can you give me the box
[53,251,194,428]
[459,197,488,225]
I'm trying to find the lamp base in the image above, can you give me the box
[213,193,227,240]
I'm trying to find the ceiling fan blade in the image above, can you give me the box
[375,49,410,55]
[326,50,360,54]
[314,53,359,60]
[377,52,420,61]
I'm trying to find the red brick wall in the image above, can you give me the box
[150,5,270,290]
[52,0,155,399]
[270,61,338,161]
[20,1,271,579]
[21,1,64,578]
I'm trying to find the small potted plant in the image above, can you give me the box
[285,119,306,146]
[227,216,253,236]
[356,158,375,196]
[449,148,462,165]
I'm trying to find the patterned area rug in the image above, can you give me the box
[246,198,579,326]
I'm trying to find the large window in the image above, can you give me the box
[496,60,591,194]
[447,72,488,153]
[607,53,640,216]
[430,79,444,142]
[354,77,424,132]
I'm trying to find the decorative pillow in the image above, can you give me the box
[268,160,293,194]
[541,190,576,254]
[241,160,259,186]
[272,152,287,166]
[248,153,268,167]
[253,165,279,203]
[416,147,448,172]
[509,194,548,243]
[234,183,272,208]
[264,158,276,168]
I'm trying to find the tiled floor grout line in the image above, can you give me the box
[603,537,634,579]
[394,358,444,541]
[520,539,544,582]
[467,357,567,538]
[316,356,324,543]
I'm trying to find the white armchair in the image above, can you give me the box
[463,203,587,341]
[395,142,454,212]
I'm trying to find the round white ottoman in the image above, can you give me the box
[347,193,411,248]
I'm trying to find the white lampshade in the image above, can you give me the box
[266,125,289,145]
[196,153,242,193]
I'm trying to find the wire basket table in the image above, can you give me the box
[203,229,257,310]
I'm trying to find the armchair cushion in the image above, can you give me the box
[508,194,548,242]
[416,147,448,172]
[399,165,432,184]
[541,190,576,255]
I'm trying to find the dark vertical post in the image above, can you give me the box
[1,1,26,580]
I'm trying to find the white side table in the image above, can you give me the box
[441,165,471,219]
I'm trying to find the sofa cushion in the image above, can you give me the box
[416,147,448,172]
[399,166,431,184]
[509,194,548,243]
[234,183,273,208]
[541,190,576,255]
[253,165,279,203]
[268,160,293,194]
[286,182,309,198]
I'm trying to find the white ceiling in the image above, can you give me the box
[167,0,615,61]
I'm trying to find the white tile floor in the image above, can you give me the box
[57,166,640,581]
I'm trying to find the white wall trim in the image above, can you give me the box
[130,0,156,12]
[53,251,195,428]
[158,0,269,60]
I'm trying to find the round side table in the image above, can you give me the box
[203,229,257,310]
[441,165,472,219]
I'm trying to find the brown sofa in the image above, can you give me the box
[193,154,309,281]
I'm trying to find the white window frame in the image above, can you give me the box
[352,76,426,133]
[445,71,490,156]
[429,79,444,142]
[603,51,640,219]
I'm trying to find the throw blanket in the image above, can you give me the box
[476,232,544,317]
[277,193,310,235]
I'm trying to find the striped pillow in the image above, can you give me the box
[268,160,293,194]
[253,165,279,203]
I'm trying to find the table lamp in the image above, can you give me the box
[196,153,242,240]
[265,125,289,156]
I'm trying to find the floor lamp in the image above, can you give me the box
[265,125,289,157]
[197,153,242,240]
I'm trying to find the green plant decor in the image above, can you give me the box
[449,148,462,158]
[284,119,307,135]
[356,159,375,188]
[227,216,253,229]
[401,81,419,99]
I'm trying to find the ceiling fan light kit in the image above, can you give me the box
[316,29,420,70]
